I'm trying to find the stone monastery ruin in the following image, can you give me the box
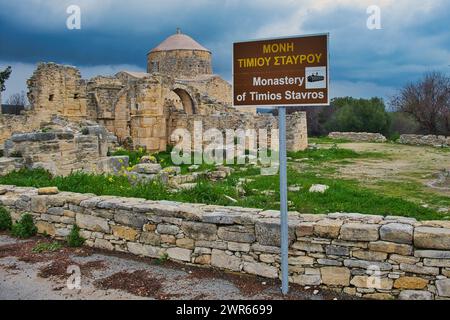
[0,30,307,171]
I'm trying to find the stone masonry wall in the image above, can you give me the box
[1,185,450,300]
[169,112,308,152]
[329,132,387,143]
[399,134,450,148]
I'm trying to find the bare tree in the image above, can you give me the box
[0,66,12,105]
[6,91,28,106]
[390,72,450,135]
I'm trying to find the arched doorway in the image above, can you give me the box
[173,88,196,115]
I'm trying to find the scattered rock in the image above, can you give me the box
[38,187,59,195]
[309,184,329,193]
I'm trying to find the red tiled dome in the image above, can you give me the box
[150,29,210,53]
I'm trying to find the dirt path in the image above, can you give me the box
[0,234,353,300]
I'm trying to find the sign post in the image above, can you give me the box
[233,34,329,294]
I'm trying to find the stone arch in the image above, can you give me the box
[172,87,196,115]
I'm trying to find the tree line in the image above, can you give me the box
[274,71,450,138]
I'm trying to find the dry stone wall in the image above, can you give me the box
[1,185,450,300]
[399,134,450,147]
[328,132,387,143]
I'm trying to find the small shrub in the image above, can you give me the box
[11,213,37,239]
[67,225,85,247]
[0,206,12,231]
[81,127,90,135]
[32,241,62,253]
[155,252,169,265]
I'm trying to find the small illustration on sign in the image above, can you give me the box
[305,66,327,89]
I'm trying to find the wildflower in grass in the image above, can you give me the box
[108,177,114,183]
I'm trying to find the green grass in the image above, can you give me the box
[288,145,387,164]
[32,241,63,253]
[0,149,446,220]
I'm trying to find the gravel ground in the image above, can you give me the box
[0,233,354,300]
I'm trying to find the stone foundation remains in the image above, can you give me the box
[328,132,387,143]
[399,134,450,148]
[0,117,124,176]
[1,185,450,300]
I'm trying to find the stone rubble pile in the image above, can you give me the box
[328,132,387,143]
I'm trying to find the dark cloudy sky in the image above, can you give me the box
[1,0,449,103]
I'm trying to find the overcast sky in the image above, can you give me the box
[1,0,449,103]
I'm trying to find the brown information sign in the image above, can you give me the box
[233,34,329,107]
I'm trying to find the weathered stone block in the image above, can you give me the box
[111,225,138,241]
[140,232,161,246]
[314,219,342,238]
[292,241,324,253]
[255,219,295,246]
[36,221,56,236]
[340,223,379,241]
[114,210,148,229]
[211,249,241,272]
[399,263,439,275]
[325,245,349,256]
[368,241,413,256]
[398,290,433,300]
[127,242,162,258]
[344,259,392,271]
[436,279,450,297]
[414,227,450,250]
[292,274,321,286]
[157,224,180,235]
[415,250,450,259]
[350,276,393,290]
[288,256,314,266]
[321,267,350,286]
[176,238,195,249]
[228,242,250,252]
[296,222,314,237]
[352,250,387,261]
[243,262,278,279]
[423,258,450,268]
[394,277,428,289]
[94,238,114,251]
[181,221,217,241]
[38,187,59,195]
[380,223,413,244]
[166,247,192,262]
[76,213,109,233]
[218,225,255,243]
[195,255,211,265]
[31,196,47,213]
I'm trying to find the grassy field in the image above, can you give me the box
[1,141,448,220]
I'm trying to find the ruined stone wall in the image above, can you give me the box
[168,111,308,152]
[399,134,450,147]
[27,63,88,121]
[2,126,113,176]
[328,132,387,143]
[147,50,212,79]
[1,185,450,300]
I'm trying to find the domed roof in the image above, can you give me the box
[150,29,211,53]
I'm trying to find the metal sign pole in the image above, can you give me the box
[278,106,289,295]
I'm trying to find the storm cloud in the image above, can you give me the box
[1,0,449,101]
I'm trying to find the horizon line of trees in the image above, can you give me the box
[273,71,450,138]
